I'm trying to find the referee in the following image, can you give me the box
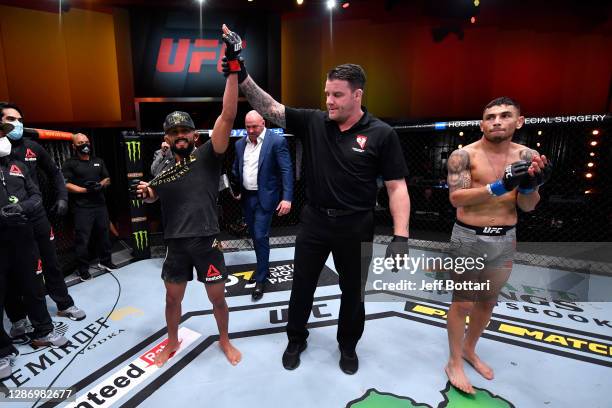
[224,56,411,374]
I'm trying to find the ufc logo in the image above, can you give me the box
[483,227,502,234]
[156,38,246,73]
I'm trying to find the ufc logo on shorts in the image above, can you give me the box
[483,227,502,234]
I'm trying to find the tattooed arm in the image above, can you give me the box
[447,149,491,208]
[519,148,538,163]
[516,148,542,212]
[239,76,286,128]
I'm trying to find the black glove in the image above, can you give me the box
[0,203,27,226]
[221,27,247,83]
[488,160,530,196]
[85,181,103,193]
[50,199,68,216]
[384,235,410,273]
[222,27,243,60]
[129,179,142,199]
[519,160,553,193]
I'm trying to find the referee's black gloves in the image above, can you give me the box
[384,235,409,273]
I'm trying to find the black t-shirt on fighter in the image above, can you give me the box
[62,156,110,208]
[149,140,222,240]
[285,106,408,211]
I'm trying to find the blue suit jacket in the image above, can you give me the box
[232,130,294,212]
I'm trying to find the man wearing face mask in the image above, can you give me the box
[0,103,86,332]
[62,133,117,281]
[0,125,69,378]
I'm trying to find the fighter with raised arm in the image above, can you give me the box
[131,24,243,367]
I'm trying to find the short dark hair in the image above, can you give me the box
[484,97,521,114]
[0,102,23,119]
[326,64,366,91]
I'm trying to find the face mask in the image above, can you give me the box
[171,143,193,159]
[6,121,23,141]
[77,144,91,155]
[0,137,11,157]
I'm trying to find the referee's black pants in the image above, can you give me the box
[5,215,74,323]
[286,205,374,351]
[74,206,112,271]
[0,225,53,357]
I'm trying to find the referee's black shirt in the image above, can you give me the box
[285,106,408,211]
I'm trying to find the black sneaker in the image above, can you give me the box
[78,268,92,282]
[282,341,307,370]
[339,346,359,375]
[98,262,119,271]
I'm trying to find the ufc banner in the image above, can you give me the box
[130,9,280,97]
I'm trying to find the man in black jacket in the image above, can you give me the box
[0,126,68,380]
[1,103,86,334]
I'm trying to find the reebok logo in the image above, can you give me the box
[207,265,221,278]
[25,148,37,161]
[9,164,23,177]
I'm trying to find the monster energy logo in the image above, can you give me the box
[131,199,143,208]
[126,141,141,162]
[8,195,19,204]
[133,230,148,251]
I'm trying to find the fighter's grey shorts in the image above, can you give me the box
[449,221,516,302]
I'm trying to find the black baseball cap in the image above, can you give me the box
[163,111,195,132]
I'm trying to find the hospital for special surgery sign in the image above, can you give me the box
[130,9,280,97]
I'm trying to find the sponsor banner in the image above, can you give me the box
[403,299,612,365]
[130,10,279,97]
[123,133,150,259]
[230,128,284,137]
[67,327,201,408]
[395,113,610,131]
[224,260,339,297]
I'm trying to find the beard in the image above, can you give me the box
[171,140,194,159]
[483,131,512,144]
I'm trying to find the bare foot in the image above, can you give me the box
[219,341,242,366]
[154,339,181,367]
[463,351,494,380]
[445,362,475,394]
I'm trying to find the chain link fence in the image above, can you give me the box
[35,114,611,275]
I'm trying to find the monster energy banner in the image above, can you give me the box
[123,131,151,259]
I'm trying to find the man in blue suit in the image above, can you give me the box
[232,110,293,300]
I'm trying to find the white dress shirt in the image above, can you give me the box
[242,128,266,190]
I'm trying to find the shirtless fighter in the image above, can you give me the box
[444,97,552,393]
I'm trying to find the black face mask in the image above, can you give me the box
[76,144,91,155]
[170,143,193,159]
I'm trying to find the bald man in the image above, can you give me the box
[232,110,293,300]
